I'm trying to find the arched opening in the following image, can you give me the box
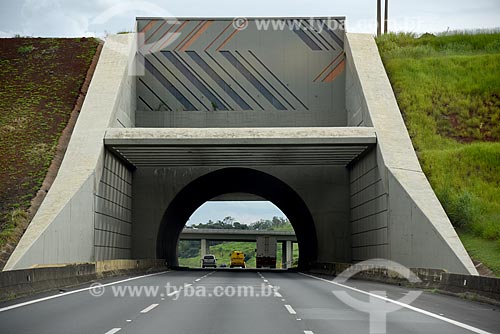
[157,168,317,269]
[179,200,299,269]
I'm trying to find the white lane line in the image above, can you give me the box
[140,303,159,313]
[167,290,180,297]
[300,273,492,334]
[304,331,314,334]
[284,304,297,314]
[263,279,269,283]
[274,292,283,298]
[104,328,121,334]
[195,278,201,282]
[0,271,169,313]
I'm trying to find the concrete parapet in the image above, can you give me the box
[95,259,165,273]
[0,259,166,301]
[440,273,500,302]
[310,262,499,304]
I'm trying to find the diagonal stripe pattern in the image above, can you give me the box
[136,17,346,112]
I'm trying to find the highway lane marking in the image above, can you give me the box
[140,303,159,313]
[304,331,314,334]
[195,278,201,282]
[104,328,121,334]
[0,271,170,313]
[274,291,283,298]
[167,290,180,297]
[167,282,194,297]
[300,273,492,334]
[285,304,297,314]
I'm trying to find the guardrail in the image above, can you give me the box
[310,262,500,304]
[0,259,166,301]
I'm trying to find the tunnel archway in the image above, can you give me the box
[157,167,317,269]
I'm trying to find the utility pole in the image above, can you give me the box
[377,0,382,36]
[384,0,389,34]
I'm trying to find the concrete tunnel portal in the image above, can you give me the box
[3,18,478,275]
[157,167,317,269]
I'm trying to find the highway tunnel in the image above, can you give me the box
[156,167,315,268]
[104,130,375,270]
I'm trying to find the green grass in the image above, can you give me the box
[458,230,500,276]
[377,32,500,275]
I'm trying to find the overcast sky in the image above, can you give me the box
[0,0,499,37]
[188,201,285,225]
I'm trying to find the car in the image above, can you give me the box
[201,254,217,268]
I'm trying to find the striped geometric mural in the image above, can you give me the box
[136,17,345,112]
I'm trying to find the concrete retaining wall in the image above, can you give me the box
[94,152,133,260]
[0,259,165,301]
[344,33,477,275]
[350,148,388,260]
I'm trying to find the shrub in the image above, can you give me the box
[17,45,35,54]
[437,188,482,230]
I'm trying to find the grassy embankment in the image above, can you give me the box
[0,38,99,267]
[376,32,500,275]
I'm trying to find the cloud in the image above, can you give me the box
[188,201,286,225]
[20,0,96,37]
[0,30,16,38]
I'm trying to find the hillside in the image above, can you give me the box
[376,32,500,276]
[0,38,101,269]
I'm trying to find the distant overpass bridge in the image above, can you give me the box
[179,228,297,268]
[179,228,297,242]
[4,17,477,275]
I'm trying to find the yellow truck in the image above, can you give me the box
[230,251,246,268]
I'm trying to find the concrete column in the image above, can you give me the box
[281,242,287,269]
[286,240,293,268]
[201,239,208,258]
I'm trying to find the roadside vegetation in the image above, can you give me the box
[376,31,500,276]
[0,38,100,268]
[178,216,299,268]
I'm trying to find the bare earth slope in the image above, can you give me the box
[0,38,101,269]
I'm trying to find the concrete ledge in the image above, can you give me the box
[0,259,166,301]
[309,262,500,304]
[105,127,377,145]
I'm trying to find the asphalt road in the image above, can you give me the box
[0,270,498,334]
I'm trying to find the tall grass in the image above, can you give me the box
[377,32,500,274]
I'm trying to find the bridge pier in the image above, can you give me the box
[281,241,293,269]
[200,239,210,259]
